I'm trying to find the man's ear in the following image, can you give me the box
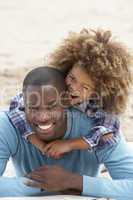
[60,91,71,108]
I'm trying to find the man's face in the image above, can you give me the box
[24,85,67,142]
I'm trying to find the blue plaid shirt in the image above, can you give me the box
[8,93,120,150]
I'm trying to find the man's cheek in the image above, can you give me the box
[53,109,64,121]
[25,113,33,124]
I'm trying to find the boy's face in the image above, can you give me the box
[66,64,95,105]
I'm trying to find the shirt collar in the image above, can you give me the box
[63,109,72,139]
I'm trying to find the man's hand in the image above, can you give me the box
[25,165,82,192]
[43,140,72,159]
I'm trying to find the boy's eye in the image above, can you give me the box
[82,83,94,91]
[83,85,87,89]
[67,74,76,81]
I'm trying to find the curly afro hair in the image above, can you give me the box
[49,28,132,114]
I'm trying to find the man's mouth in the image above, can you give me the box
[38,124,53,130]
[35,123,55,134]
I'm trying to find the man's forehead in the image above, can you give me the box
[25,85,60,96]
[24,85,60,103]
[26,85,59,91]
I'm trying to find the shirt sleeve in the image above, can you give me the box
[0,112,49,197]
[9,93,23,110]
[82,110,120,150]
[0,176,56,197]
[82,136,133,200]
[8,93,33,139]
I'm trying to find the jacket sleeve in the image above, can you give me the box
[0,112,47,197]
[82,136,133,200]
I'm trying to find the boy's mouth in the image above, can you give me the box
[68,92,81,105]
[70,94,79,99]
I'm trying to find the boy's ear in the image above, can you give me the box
[60,91,71,108]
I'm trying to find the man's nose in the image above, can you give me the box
[34,110,52,122]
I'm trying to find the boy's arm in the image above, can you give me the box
[8,93,33,139]
[9,93,23,110]
[43,138,90,159]
[82,111,120,150]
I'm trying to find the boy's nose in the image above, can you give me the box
[66,76,71,85]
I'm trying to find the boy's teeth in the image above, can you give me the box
[38,124,52,130]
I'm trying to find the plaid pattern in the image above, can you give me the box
[74,101,120,149]
[7,93,120,149]
[84,108,120,149]
[8,93,33,138]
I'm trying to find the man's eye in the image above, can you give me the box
[28,106,38,111]
[48,103,57,110]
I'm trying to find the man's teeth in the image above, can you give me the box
[38,124,53,130]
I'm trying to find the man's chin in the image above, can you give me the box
[37,133,55,142]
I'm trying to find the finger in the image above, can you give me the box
[24,179,47,190]
[55,153,64,159]
[49,152,60,159]
[53,154,62,159]
[26,173,43,181]
[45,147,56,157]
[43,143,54,153]
[28,165,49,174]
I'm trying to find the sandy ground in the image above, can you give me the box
[0,196,104,200]
[0,3,133,196]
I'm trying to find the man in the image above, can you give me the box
[0,66,133,199]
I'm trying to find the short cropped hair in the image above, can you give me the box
[23,66,66,92]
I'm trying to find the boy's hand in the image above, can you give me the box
[27,133,46,153]
[43,140,72,159]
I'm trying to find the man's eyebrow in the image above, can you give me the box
[26,103,38,107]
[46,99,58,105]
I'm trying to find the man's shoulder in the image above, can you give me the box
[67,107,93,136]
[68,107,87,116]
[0,111,20,156]
[67,107,90,122]
[0,111,17,138]
[0,111,9,123]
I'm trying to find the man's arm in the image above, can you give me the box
[0,112,17,176]
[0,177,51,197]
[82,136,133,200]
[82,175,133,200]
[26,136,133,200]
[0,112,49,197]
